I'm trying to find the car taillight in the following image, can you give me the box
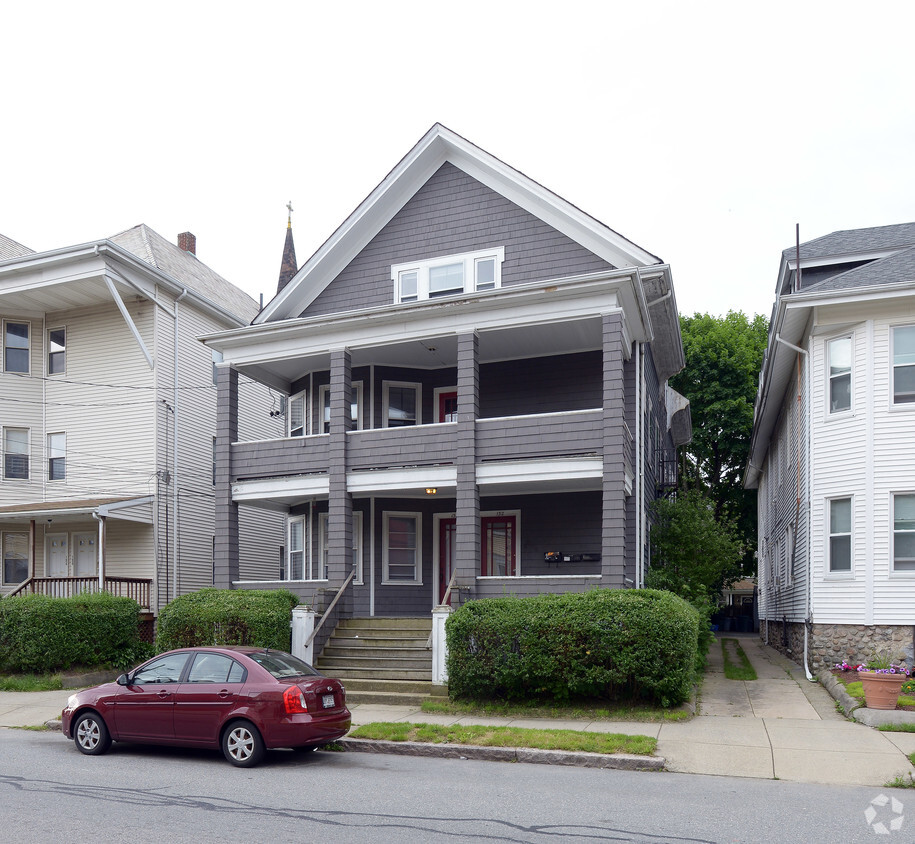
[283,685,308,714]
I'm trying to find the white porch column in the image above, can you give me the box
[291,604,317,664]
[432,605,452,686]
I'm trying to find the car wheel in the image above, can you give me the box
[73,711,112,756]
[222,720,265,768]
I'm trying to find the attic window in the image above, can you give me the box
[392,248,504,304]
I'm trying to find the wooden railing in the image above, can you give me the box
[6,576,153,609]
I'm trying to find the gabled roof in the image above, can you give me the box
[0,233,34,261]
[255,124,664,324]
[110,225,259,322]
[782,222,915,262]
[802,245,915,293]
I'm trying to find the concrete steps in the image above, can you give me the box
[317,616,442,706]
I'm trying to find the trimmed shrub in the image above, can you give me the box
[0,592,147,673]
[155,588,300,652]
[445,588,699,707]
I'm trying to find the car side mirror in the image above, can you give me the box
[116,673,130,686]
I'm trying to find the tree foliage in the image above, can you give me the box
[646,490,744,605]
[670,311,768,566]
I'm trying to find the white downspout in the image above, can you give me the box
[92,512,105,590]
[173,289,188,602]
[774,333,814,681]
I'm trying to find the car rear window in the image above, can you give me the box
[247,651,320,679]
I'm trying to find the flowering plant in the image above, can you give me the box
[834,659,911,676]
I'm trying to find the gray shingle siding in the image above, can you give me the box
[301,163,614,318]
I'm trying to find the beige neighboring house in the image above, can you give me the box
[0,226,283,622]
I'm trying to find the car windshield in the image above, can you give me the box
[247,650,320,679]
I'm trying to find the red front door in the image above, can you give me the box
[482,515,516,577]
[438,391,458,423]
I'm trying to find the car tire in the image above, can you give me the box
[222,720,265,768]
[73,711,112,756]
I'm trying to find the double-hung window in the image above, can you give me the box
[318,511,363,583]
[827,497,852,573]
[893,493,915,572]
[287,517,306,580]
[392,248,504,304]
[892,325,915,405]
[48,327,66,375]
[384,381,421,428]
[827,336,852,414]
[383,512,421,583]
[2,532,27,585]
[3,428,29,480]
[47,433,66,481]
[3,321,29,374]
[288,391,307,437]
[319,382,363,433]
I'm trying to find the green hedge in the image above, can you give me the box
[155,588,300,652]
[445,588,700,707]
[0,592,147,673]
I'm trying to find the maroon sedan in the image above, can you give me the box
[61,647,351,767]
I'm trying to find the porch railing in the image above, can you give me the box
[6,576,153,609]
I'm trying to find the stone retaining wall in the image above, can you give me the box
[759,620,915,672]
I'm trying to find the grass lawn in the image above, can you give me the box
[350,722,657,756]
[419,697,691,723]
[0,674,64,692]
[720,638,757,681]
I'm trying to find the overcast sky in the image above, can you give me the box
[3,1,914,321]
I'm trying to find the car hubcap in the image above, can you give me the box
[227,728,253,761]
[78,719,99,750]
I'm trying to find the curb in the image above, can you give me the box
[339,737,665,771]
[817,669,862,717]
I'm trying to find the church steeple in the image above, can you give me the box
[277,201,298,293]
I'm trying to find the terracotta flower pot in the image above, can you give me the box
[860,672,906,710]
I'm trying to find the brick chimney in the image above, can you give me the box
[177,232,196,255]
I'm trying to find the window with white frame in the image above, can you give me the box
[3,321,29,374]
[3,428,29,479]
[383,381,421,428]
[319,511,363,583]
[828,497,852,573]
[383,512,421,583]
[288,391,307,437]
[893,493,915,572]
[2,532,27,585]
[319,382,363,433]
[391,248,504,303]
[48,327,66,375]
[892,325,915,405]
[287,517,306,580]
[827,336,852,413]
[47,433,66,481]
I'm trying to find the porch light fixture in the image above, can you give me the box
[425,488,437,495]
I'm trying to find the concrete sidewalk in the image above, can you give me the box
[3,636,914,787]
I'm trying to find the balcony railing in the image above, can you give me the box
[6,576,153,609]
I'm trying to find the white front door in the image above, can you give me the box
[74,533,98,577]
[46,533,69,578]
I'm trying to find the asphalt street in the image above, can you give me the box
[2,729,910,843]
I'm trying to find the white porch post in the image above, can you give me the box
[432,605,452,686]
[291,604,317,664]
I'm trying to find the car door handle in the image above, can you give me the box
[157,690,172,699]
[217,689,231,699]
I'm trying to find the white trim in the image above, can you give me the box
[890,323,915,408]
[288,390,308,437]
[825,334,853,417]
[319,510,364,584]
[318,380,364,433]
[347,464,456,496]
[2,426,30,481]
[233,474,330,502]
[47,324,66,376]
[2,318,30,375]
[891,491,915,576]
[478,575,602,581]
[477,457,602,487]
[382,510,422,585]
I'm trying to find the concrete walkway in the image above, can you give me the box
[4,635,915,787]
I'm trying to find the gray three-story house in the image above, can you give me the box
[204,125,690,666]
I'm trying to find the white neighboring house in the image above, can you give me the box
[746,223,915,671]
[0,226,283,624]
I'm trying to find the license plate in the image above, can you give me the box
[322,693,335,708]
